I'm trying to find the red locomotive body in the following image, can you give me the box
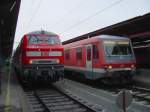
[64,35,136,83]
[13,30,64,82]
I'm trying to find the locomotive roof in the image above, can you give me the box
[27,30,58,36]
[98,35,129,40]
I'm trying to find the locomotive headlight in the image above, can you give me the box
[56,59,60,63]
[29,60,33,64]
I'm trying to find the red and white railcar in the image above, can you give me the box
[64,35,136,82]
[13,30,64,82]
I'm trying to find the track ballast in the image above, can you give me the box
[24,86,100,112]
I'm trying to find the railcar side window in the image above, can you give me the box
[76,47,82,60]
[87,47,91,61]
[65,49,70,60]
[93,45,99,59]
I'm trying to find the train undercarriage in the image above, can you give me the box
[15,64,64,83]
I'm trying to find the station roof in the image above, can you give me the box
[0,0,21,58]
[63,13,150,45]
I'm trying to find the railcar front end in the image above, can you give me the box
[98,38,136,83]
[64,35,136,84]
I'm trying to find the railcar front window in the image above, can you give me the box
[104,41,132,56]
[28,35,60,45]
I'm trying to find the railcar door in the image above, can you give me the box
[85,45,93,79]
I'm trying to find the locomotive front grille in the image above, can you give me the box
[38,60,52,63]
[32,59,59,64]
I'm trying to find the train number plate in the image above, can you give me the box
[42,51,49,56]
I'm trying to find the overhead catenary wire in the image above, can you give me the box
[51,0,88,29]
[25,0,43,31]
[60,0,124,35]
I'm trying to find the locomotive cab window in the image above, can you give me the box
[76,47,82,60]
[93,45,99,59]
[28,35,60,45]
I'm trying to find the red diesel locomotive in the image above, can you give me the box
[64,35,136,83]
[13,30,64,82]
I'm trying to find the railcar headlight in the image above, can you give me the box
[131,64,136,70]
[108,65,112,69]
[131,64,135,68]
[29,60,33,64]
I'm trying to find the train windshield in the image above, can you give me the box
[28,35,60,45]
[104,41,132,56]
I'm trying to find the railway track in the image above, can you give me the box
[24,86,101,112]
[128,86,150,105]
[105,85,150,105]
[66,76,150,106]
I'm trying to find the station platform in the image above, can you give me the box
[0,67,30,112]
